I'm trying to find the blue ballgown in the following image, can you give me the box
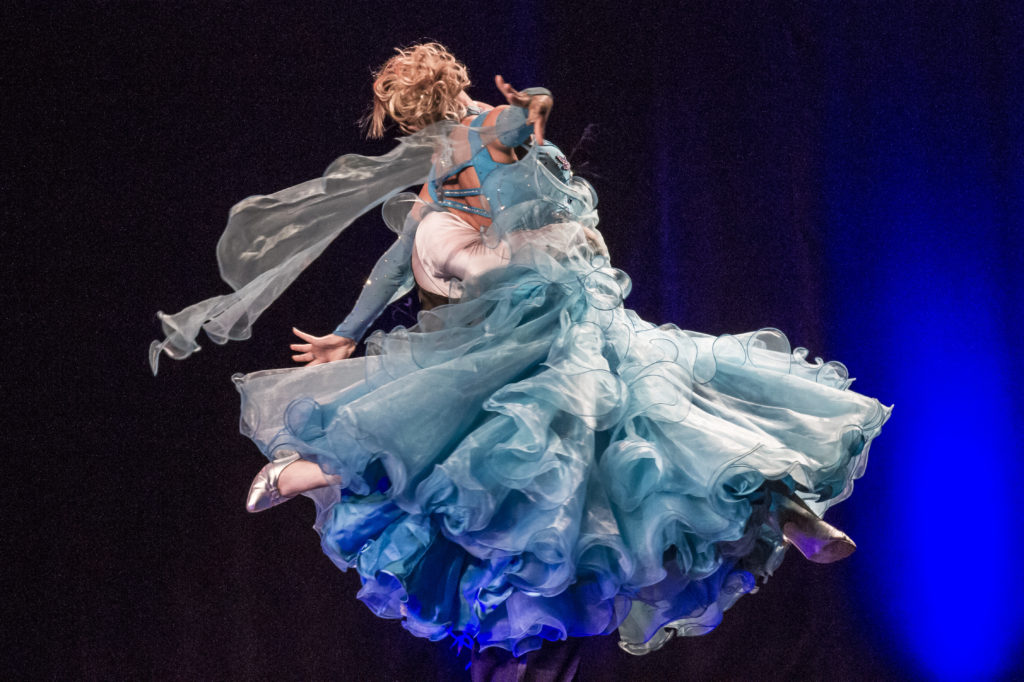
[152,119,890,656]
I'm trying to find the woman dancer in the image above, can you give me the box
[264,44,571,502]
[152,43,889,661]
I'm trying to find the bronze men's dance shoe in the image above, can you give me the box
[246,452,302,513]
[774,493,857,564]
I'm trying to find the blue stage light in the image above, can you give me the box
[824,48,1024,678]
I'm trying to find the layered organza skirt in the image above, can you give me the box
[234,222,889,655]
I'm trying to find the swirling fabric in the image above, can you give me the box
[149,129,440,374]
[229,139,889,654]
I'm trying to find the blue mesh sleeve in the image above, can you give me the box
[332,233,415,341]
[496,105,533,148]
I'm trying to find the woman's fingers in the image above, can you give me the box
[495,75,528,106]
[292,329,318,363]
[497,76,551,143]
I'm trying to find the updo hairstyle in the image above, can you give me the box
[367,42,471,138]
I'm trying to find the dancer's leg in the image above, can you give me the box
[277,460,342,496]
[471,639,582,682]
[247,455,344,513]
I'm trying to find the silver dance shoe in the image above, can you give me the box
[775,492,857,564]
[246,452,302,513]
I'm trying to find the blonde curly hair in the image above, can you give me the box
[366,42,471,138]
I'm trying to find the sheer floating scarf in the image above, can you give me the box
[148,127,446,375]
[149,115,595,375]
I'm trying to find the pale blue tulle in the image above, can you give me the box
[231,144,890,654]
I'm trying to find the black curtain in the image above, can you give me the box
[7,2,1021,679]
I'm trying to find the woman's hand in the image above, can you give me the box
[495,75,552,145]
[290,328,356,365]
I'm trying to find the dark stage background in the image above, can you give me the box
[6,2,1023,680]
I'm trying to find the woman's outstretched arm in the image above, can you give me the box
[290,230,416,365]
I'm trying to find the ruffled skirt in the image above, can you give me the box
[234,223,889,655]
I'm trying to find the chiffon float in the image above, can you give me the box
[154,122,890,655]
